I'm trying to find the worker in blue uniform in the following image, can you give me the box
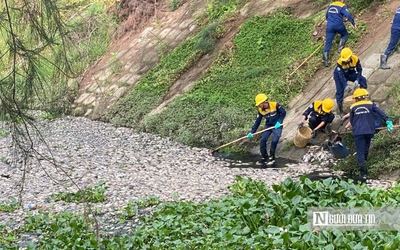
[346,89,393,184]
[323,0,357,67]
[381,6,400,69]
[247,93,286,166]
[298,98,335,140]
[341,101,386,134]
[334,47,367,117]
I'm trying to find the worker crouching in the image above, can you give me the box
[298,98,335,141]
[334,48,367,117]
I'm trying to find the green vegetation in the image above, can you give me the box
[0,0,117,117]
[0,198,20,213]
[103,0,373,153]
[1,0,400,249]
[309,0,386,12]
[20,211,100,249]
[51,180,108,203]
[3,177,400,248]
[167,0,184,11]
[105,37,206,126]
[119,196,161,221]
[106,9,329,151]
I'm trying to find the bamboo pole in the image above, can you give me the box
[211,122,288,154]
[333,124,400,135]
[289,40,325,77]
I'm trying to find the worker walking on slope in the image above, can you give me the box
[323,0,357,67]
[247,93,286,166]
[380,5,400,69]
[298,98,335,140]
[334,47,367,117]
[345,89,393,184]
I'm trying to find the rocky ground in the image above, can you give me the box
[0,112,396,243]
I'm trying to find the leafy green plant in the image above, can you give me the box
[51,180,108,203]
[0,198,20,213]
[125,177,400,249]
[194,22,219,53]
[40,111,62,120]
[4,177,400,248]
[206,0,247,20]
[0,129,8,137]
[0,223,18,247]
[119,196,161,221]
[167,0,183,11]
[21,210,100,249]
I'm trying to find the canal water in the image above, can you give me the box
[215,152,352,181]
[214,152,298,169]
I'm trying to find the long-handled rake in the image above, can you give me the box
[210,122,288,155]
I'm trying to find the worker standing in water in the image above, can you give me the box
[247,93,286,167]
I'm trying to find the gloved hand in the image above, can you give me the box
[297,122,304,129]
[354,79,359,88]
[386,120,393,132]
[345,85,352,94]
[247,132,253,138]
[274,122,281,129]
[311,129,317,139]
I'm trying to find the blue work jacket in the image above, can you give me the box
[302,100,335,124]
[349,100,390,136]
[326,1,355,27]
[392,6,400,31]
[334,55,363,84]
[251,102,286,133]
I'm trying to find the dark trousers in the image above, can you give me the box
[260,127,282,152]
[384,28,400,56]
[308,116,327,131]
[324,24,348,52]
[334,73,367,104]
[353,134,374,165]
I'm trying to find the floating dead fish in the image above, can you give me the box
[301,142,338,167]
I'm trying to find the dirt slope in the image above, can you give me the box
[73,0,400,160]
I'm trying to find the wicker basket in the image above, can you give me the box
[343,95,354,113]
[294,126,312,148]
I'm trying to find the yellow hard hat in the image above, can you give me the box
[340,48,353,61]
[353,88,369,99]
[322,98,334,113]
[255,93,268,106]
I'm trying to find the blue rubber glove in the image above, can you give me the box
[247,132,253,138]
[354,79,359,88]
[386,120,393,132]
[274,122,281,129]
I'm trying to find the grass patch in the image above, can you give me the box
[51,180,108,203]
[139,10,319,149]
[0,198,20,213]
